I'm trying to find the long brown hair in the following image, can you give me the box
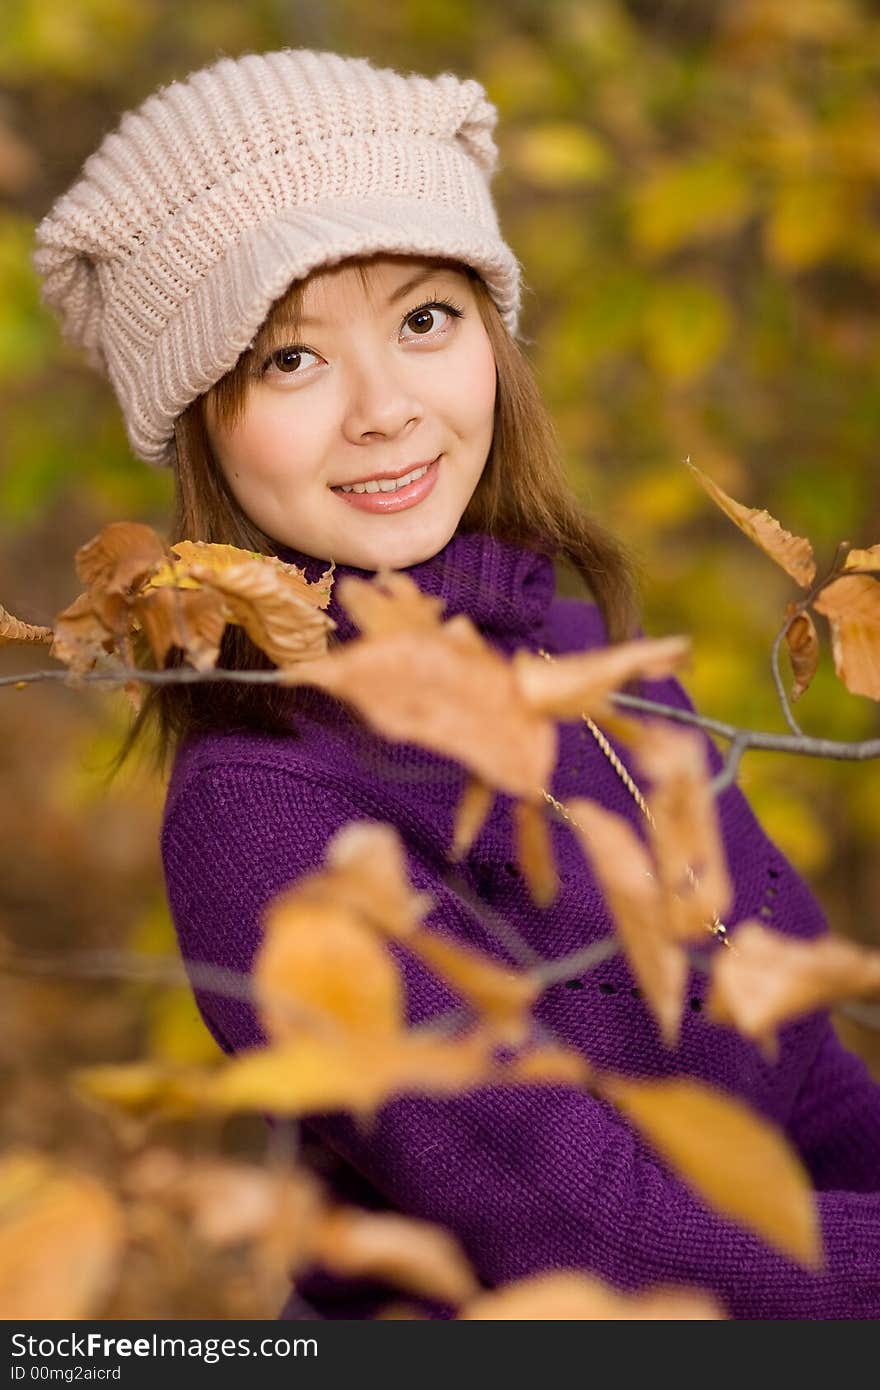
[108,255,644,782]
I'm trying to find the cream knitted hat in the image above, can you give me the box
[31,48,523,469]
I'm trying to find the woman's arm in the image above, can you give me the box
[785,1016,880,1193]
[161,761,880,1319]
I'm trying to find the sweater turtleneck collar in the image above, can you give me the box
[272,528,557,645]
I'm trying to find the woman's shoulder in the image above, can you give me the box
[541,593,607,655]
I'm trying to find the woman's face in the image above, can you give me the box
[204,255,497,571]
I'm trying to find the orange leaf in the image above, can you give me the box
[686,461,816,587]
[634,721,733,942]
[461,1269,725,1319]
[311,1206,480,1307]
[813,572,880,699]
[0,1151,125,1318]
[565,797,688,1047]
[408,928,539,1046]
[601,1075,822,1268]
[255,884,404,1042]
[513,795,559,907]
[706,921,880,1058]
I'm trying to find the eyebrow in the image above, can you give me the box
[296,267,452,328]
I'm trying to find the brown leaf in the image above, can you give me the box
[813,571,880,699]
[0,1150,125,1318]
[512,635,692,721]
[185,556,334,666]
[407,928,539,1047]
[133,584,229,671]
[75,521,168,595]
[634,721,733,942]
[50,592,120,677]
[334,569,447,636]
[686,461,816,587]
[601,1074,822,1268]
[706,921,880,1059]
[0,604,54,646]
[783,602,820,702]
[255,883,404,1042]
[843,544,880,575]
[460,1269,725,1319]
[310,1206,480,1307]
[565,797,688,1047]
[513,796,559,907]
[285,618,558,799]
[450,776,494,861]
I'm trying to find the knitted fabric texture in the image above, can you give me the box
[30,48,522,469]
[161,529,880,1320]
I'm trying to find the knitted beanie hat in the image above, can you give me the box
[31,48,523,470]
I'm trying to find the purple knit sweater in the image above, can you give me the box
[161,528,880,1319]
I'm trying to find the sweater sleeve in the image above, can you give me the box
[161,762,880,1320]
[786,1017,880,1194]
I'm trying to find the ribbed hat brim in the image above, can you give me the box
[128,196,522,468]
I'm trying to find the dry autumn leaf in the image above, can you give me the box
[706,921,880,1059]
[51,591,121,677]
[0,603,54,646]
[634,721,733,942]
[511,634,692,720]
[133,583,230,671]
[0,1150,125,1319]
[450,775,495,861]
[197,1028,498,1120]
[783,602,821,702]
[843,543,880,575]
[601,1074,822,1268]
[813,569,880,700]
[283,614,558,800]
[685,460,816,587]
[513,795,559,907]
[497,1043,597,1089]
[564,797,688,1047]
[310,1207,480,1308]
[406,928,540,1047]
[321,820,435,941]
[254,882,405,1042]
[75,521,168,596]
[460,1269,725,1319]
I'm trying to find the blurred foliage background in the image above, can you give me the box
[1,0,880,1309]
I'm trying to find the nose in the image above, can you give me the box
[340,351,422,444]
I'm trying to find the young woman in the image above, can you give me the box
[33,48,880,1320]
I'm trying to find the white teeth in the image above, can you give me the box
[337,463,430,494]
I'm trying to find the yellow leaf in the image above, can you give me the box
[509,123,612,188]
[202,1030,496,1119]
[461,1269,725,1319]
[631,157,752,258]
[0,1151,125,1318]
[642,279,731,383]
[311,1207,480,1307]
[685,460,816,587]
[765,180,855,271]
[602,1075,822,1268]
[255,885,404,1042]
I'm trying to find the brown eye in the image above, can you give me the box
[407,308,437,335]
[272,347,303,372]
